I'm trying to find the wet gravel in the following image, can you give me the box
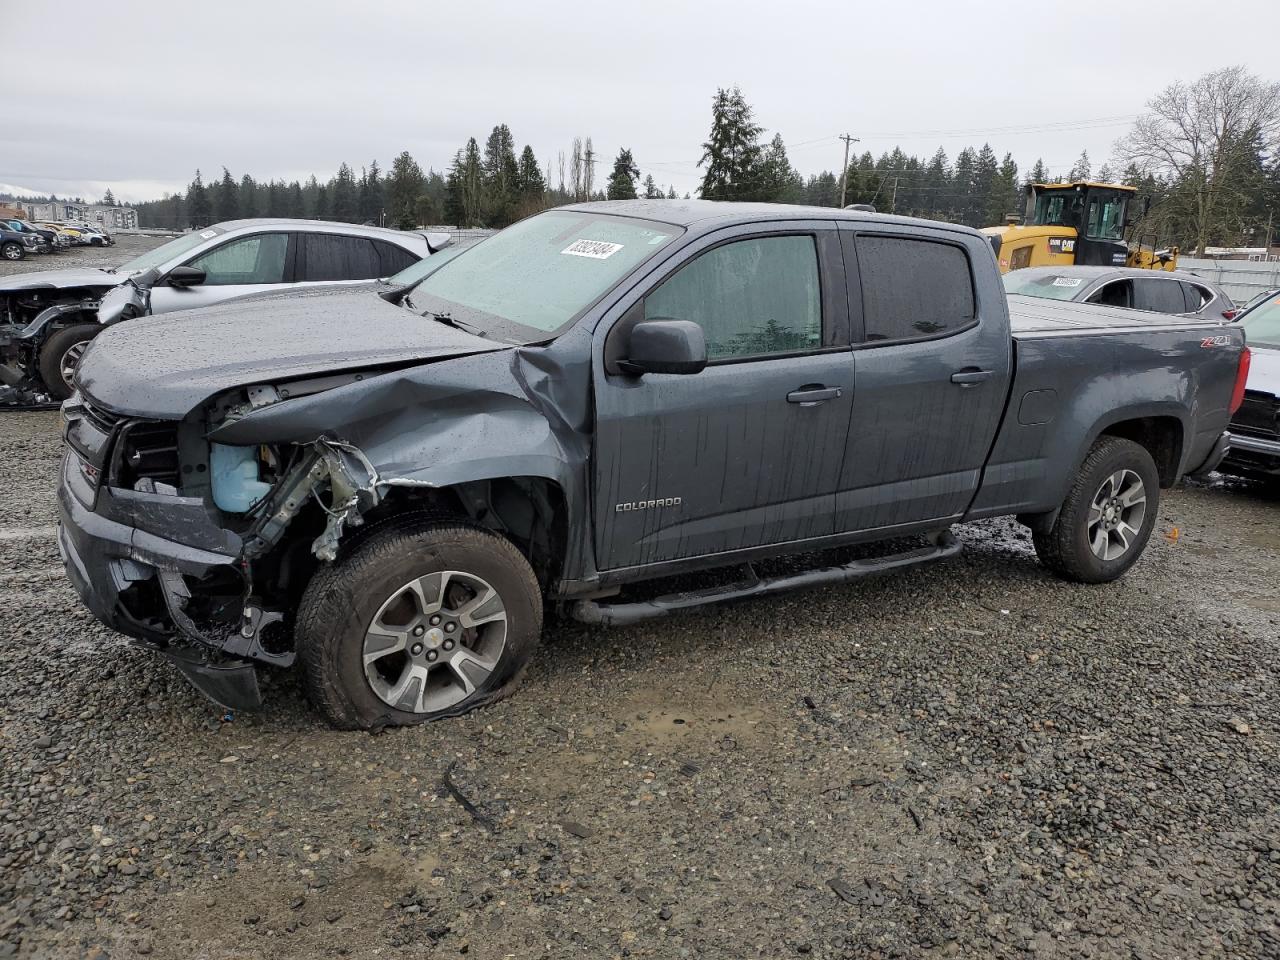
[0,233,172,278]
[2,289,1280,957]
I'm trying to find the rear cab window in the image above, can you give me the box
[854,234,976,343]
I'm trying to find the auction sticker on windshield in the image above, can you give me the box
[562,239,624,259]
[1052,277,1083,287]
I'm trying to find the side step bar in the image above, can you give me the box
[569,529,961,626]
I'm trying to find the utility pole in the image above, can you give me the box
[890,177,899,214]
[837,134,859,207]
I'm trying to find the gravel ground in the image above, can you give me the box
[2,238,1279,958]
[0,233,173,278]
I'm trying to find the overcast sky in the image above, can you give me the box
[2,0,1275,203]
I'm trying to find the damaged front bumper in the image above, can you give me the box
[56,452,280,710]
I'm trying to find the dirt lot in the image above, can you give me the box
[1,241,1279,959]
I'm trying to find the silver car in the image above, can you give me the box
[1003,266,1235,323]
[0,219,450,400]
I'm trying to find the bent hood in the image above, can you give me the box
[0,267,125,293]
[75,286,509,419]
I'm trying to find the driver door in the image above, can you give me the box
[148,232,292,314]
[592,223,853,572]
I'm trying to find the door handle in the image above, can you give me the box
[786,385,842,405]
[950,369,993,386]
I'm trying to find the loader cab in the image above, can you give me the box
[1025,182,1134,268]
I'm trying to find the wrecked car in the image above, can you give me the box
[0,218,448,402]
[58,200,1250,729]
[1220,291,1279,480]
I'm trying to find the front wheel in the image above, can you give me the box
[37,324,101,400]
[1,241,23,261]
[296,519,542,729]
[1033,436,1160,583]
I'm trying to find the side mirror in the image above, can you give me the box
[618,318,707,376]
[167,265,206,288]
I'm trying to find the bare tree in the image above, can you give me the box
[583,136,595,198]
[570,138,583,201]
[1116,66,1280,255]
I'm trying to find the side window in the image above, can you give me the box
[1180,281,1210,312]
[187,233,288,285]
[644,235,822,361]
[856,235,975,343]
[1132,278,1186,314]
[375,240,419,275]
[1089,280,1132,308]
[300,234,383,282]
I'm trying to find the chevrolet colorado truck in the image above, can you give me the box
[58,201,1250,729]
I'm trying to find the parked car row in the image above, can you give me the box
[0,218,450,402]
[0,219,114,260]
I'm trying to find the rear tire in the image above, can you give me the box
[1033,436,1160,583]
[38,323,100,400]
[296,519,542,730]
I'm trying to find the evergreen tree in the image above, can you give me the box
[1068,150,1092,181]
[315,185,329,220]
[388,150,426,229]
[759,134,803,203]
[606,148,640,200]
[215,167,239,221]
[359,160,383,224]
[445,140,485,227]
[286,181,305,218]
[698,86,764,201]
[482,124,521,227]
[642,174,660,199]
[101,187,116,206]
[1028,158,1049,185]
[331,162,358,221]
[516,146,545,217]
[266,180,285,218]
[187,169,212,227]
[302,175,321,217]
[666,186,678,199]
[238,174,258,218]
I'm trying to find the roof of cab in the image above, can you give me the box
[561,199,985,238]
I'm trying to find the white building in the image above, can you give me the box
[20,200,138,229]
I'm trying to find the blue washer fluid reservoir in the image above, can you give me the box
[210,443,274,513]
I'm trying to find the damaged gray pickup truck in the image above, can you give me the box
[58,200,1251,729]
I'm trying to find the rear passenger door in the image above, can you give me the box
[296,233,404,288]
[833,226,1011,533]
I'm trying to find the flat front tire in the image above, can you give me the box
[1033,436,1160,583]
[296,520,542,730]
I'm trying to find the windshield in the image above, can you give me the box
[116,228,223,273]
[389,238,484,288]
[411,210,680,342]
[1003,271,1088,301]
[1242,294,1280,349]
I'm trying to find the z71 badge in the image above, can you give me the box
[1200,335,1231,348]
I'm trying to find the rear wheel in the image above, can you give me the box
[37,324,100,400]
[1,241,23,261]
[296,519,542,729]
[1033,436,1160,583]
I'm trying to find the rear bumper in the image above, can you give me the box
[1220,431,1280,477]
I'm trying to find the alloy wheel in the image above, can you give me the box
[1086,469,1147,561]
[362,569,508,714]
[59,341,89,389]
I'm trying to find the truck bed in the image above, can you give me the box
[1007,293,1224,336]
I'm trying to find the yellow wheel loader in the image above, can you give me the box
[982,181,1177,274]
